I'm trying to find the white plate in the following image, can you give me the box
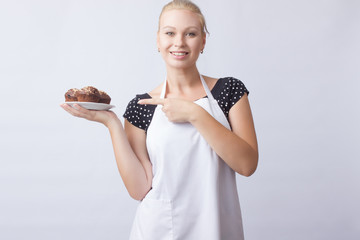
[65,102,115,110]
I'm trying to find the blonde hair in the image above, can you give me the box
[158,0,210,36]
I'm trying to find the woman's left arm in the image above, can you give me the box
[189,93,258,176]
[138,94,258,176]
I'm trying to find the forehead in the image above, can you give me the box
[159,9,201,30]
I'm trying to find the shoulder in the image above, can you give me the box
[123,93,153,113]
[148,82,163,99]
[216,77,248,91]
[212,76,249,99]
[202,75,219,90]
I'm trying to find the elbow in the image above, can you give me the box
[239,154,258,177]
[126,176,153,201]
[129,186,152,201]
[241,167,256,177]
[130,192,144,201]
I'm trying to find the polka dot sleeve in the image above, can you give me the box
[122,93,156,132]
[213,77,249,120]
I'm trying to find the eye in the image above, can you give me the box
[166,32,174,36]
[186,32,196,37]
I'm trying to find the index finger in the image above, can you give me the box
[138,98,165,105]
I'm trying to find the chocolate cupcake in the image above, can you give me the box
[98,90,111,104]
[65,88,80,102]
[77,86,101,102]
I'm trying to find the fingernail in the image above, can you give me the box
[137,100,143,104]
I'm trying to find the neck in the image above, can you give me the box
[165,65,201,94]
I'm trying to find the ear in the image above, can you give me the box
[202,33,206,49]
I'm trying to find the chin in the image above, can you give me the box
[165,59,198,69]
[166,62,195,70]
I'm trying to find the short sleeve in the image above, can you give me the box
[212,77,249,120]
[228,77,249,109]
[123,94,156,132]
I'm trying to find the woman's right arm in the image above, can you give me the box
[107,117,153,201]
[61,103,153,201]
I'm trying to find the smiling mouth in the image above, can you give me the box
[170,51,189,56]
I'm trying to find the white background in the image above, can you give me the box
[0,0,359,239]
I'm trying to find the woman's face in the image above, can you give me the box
[157,9,206,70]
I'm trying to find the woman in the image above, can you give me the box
[61,0,258,239]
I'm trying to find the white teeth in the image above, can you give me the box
[172,52,187,56]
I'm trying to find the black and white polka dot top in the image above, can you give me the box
[123,77,249,132]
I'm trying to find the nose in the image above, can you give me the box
[174,34,185,47]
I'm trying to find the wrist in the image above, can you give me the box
[188,103,205,124]
[104,115,121,129]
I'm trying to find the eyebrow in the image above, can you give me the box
[162,26,200,30]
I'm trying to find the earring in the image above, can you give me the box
[158,49,160,52]
[201,50,204,54]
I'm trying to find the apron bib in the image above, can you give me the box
[129,75,244,240]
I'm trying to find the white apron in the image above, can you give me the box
[129,75,244,240]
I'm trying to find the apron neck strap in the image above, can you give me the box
[160,74,214,101]
[160,78,167,99]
